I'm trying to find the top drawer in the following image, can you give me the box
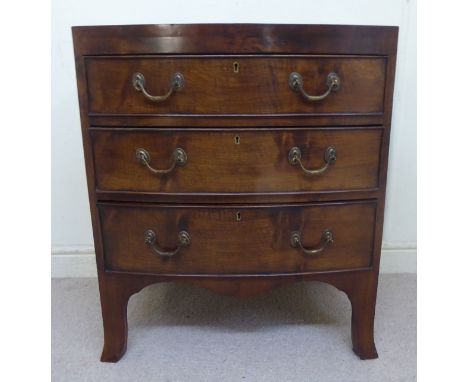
[85,56,386,116]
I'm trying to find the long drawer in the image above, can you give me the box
[91,128,382,194]
[85,56,386,115]
[99,201,376,275]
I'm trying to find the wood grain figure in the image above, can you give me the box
[72,24,398,362]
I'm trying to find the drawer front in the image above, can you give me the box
[99,201,376,275]
[86,56,386,115]
[91,128,382,194]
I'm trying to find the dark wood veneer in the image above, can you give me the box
[86,56,385,115]
[88,114,385,127]
[99,201,376,275]
[73,24,398,363]
[72,24,397,56]
[91,127,382,194]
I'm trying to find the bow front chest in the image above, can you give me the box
[72,24,398,362]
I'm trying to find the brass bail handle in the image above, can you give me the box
[288,146,337,176]
[289,72,340,101]
[144,229,191,257]
[132,72,185,102]
[291,229,334,256]
[136,148,187,175]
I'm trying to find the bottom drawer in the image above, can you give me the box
[99,201,376,275]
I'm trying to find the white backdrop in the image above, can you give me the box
[51,0,416,275]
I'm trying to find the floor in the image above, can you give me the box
[52,274,416,382]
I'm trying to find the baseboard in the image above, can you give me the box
[378,248,417,273]
[51,248,416,278]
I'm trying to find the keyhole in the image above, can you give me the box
[235,135,240,144]
[236,211,241,221]
[233,61,240,73]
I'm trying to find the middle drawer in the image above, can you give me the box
[91,128,382,194]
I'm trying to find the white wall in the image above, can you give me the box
[52,0,416,275]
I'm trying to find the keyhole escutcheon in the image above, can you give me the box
[233,61,240,73]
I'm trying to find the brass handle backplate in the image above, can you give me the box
[288,146,337,175]
[289,72,340,101]
[291,229,334,256]
[132,72,184,102]
[136,148,187,175]
[144,229,191,257]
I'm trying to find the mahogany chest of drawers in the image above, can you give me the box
[72,24,398,362]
